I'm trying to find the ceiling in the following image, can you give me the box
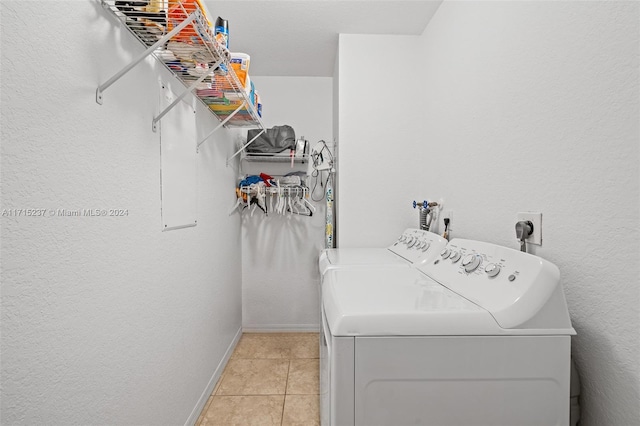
[203,1,443,76]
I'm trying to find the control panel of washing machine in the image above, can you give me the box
[419,238,571,330]
[387,228,448,264]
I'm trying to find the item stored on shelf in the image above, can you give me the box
[249,79,256,105]
[230,52,250,87]
[255,91,262,117]
[214,17,229,48]
[212,73,241,92]
[295,136,309,157]
[167,40,215,63]
[99,0,264,150]
[167,0,212,44]
[208,100,252,121]
[115,0,167,45]
[246,126,296,154]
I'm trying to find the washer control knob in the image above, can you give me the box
[485,263,501,277]
[421,242,431,252]
[450,252,461,263]
[408,240,417,248]
[399,235,406,242]
[462,254,482,272]
[440,249,450,259]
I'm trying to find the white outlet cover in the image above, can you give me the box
[517,212,542,245]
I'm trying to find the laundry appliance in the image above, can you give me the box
[318,228,448,276]
[320,238,575,426]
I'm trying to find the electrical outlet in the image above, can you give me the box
[516,212,542,245]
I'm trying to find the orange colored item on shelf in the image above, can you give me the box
[212,73,243,92]
[167,0,212,44]
[229,53,250,88]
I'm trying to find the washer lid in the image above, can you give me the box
[319,248,407,275]
[323,268,502,336]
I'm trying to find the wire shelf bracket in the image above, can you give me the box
[96,9,197,105]
[152,58,221,132]
[226,128,266,166]
[197,100,246,149]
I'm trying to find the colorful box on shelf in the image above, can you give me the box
[167,0,212,43]
[230,52,250,87]
[209,101,254,120]
[164,0,230,66]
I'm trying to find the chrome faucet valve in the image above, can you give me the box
[515,220,534,252]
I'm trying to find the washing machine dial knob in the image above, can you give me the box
[450,252,461,263]
[485,263,501,277]
[421,242,431,252]
[399,235,406,242]
[462,254,482,272]
[440,249,450,259]
[408,240,417,248]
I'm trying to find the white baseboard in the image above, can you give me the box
[242,324,320,333]
[184,326,242,426]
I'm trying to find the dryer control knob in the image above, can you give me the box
[421,243,431,252]
[440,249,450,259]
[408,240,417,248]
[450,252,461,263]
[462,254,481,272]
[485,263,501,277]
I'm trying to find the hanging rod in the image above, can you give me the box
[96,10,197,105]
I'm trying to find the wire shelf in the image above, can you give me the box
[242,153,309,164]
[101,0,264,130]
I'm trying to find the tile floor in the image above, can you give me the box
[196,332,320,426]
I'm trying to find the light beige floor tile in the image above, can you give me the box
[232,333,292,359]
[200,395,284,426]
[287,359,319,395]
[282,395,320,426]
[233,332,319,359]
[216,358,289,395]
[283,333,319,359]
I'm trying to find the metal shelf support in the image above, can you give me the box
[96,11,197,105]
[226,128,266,166]
[197,101,246,148]
[152,58,222,132]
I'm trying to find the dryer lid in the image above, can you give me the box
[323,268,502,336]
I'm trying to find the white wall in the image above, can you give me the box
[338,34,428,248]
[338,2,639,425]
[1,2,242,424]
[240,76,333,330]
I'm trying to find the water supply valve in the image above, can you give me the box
[515,220,534,252]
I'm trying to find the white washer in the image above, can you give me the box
[319,229,448,276]
[321,238,576,426]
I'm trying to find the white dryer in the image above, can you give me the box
[321,238,576,426]
[319,228,448,276]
